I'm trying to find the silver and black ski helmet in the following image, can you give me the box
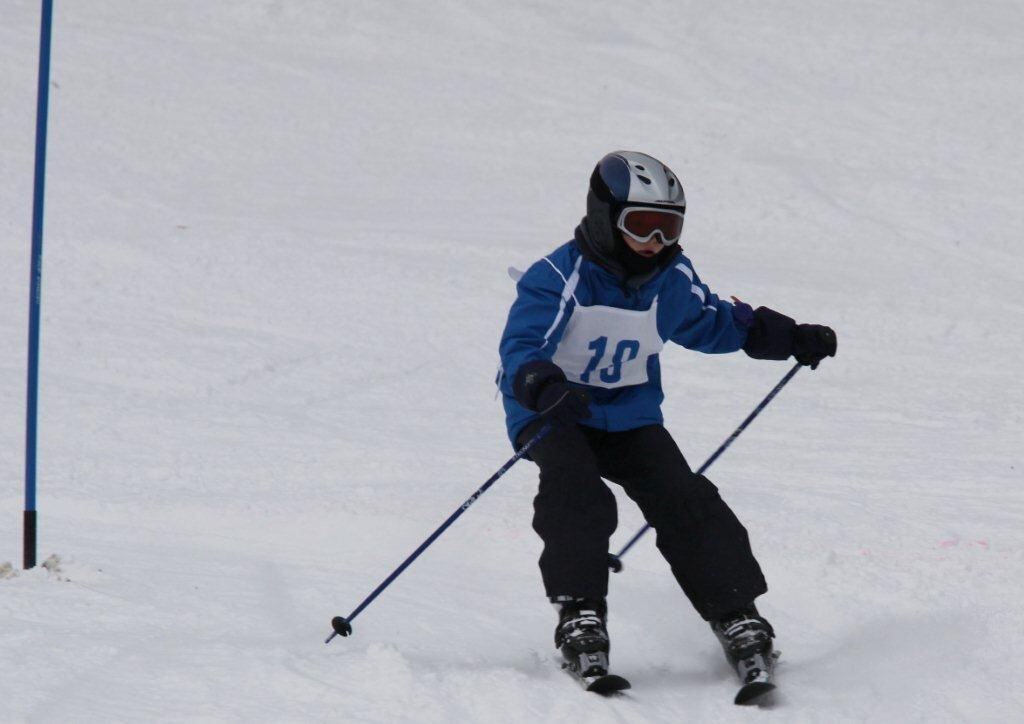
[585,150,686,256]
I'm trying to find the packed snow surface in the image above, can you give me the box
[2,1,1022,721]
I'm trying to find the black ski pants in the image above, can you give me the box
[518,420,767,621]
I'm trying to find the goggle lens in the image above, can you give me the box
[618,208,684,245]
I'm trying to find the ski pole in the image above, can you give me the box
[325,422,553,643]
[607,362,802,572]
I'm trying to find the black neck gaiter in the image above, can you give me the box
[615,243,665,277]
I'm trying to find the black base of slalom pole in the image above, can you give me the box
[23,510,37,570]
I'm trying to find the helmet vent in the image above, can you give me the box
[635,164,646,171]
[668,178,676,187]
[637,175,652,185]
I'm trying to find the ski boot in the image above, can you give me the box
[552,597,631,694]
[711,604,778,704]
[553,597,610,677]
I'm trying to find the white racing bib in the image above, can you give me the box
[552,297,664,389]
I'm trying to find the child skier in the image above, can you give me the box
[496,150,836,691]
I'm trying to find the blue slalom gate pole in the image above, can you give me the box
[325,423,552,643]
[608,362,802,571]
[24,0,55,570]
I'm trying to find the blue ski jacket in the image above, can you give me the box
[498,239,748,445]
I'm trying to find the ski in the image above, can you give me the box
[732,649,780,705]
[560,650,631,695]
[562,663,631,695]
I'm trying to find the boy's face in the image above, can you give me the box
[621,232,667,258]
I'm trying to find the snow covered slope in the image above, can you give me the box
[2,1,1022,721]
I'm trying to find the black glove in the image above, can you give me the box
[535,382,592,425]
[793,324,837,369]
[741,306,797,361]
[513,359,591,426]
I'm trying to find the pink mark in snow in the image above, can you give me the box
[939,539,959,548]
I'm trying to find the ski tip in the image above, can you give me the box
[586,674,632,695]
[734,681,775,706]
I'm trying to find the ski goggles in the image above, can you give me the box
[616,206,685,245]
